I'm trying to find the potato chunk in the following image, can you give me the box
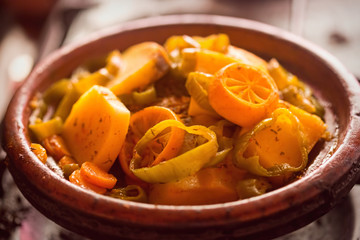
[179,46,268,76]
[62,85,130,171]
[226,46,268,73]
[148,167,241,205]
[107,42,170,95]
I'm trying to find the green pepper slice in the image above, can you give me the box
[185,71,218,114]
[53,84,80,121]
[42,79,72,104]
[205,120,234,167]
[52,50,122,121]
[132,84,157,106]
[267,58,324,117]
[109,185,147,203]
[234,108,308,176]
[130,119,218,183]
[29,116,63,141]
[29,97,47,125]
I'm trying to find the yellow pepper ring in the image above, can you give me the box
[130,119,218,183]
[234,108,308,177]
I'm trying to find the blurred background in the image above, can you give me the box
[0,0,359,239]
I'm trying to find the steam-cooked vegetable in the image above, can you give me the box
[42,134,71,161]
[109,185,147,203]
[119,106,185,181]
[236,178,272,199]
[69,169,107,194]
[205,120,235,167]
[29,117,63,141]
[208,62,279,127]
[107,42,171,95]
[185,71,215,112]
[268,58,324,117]
[30,143,47,164]
[148,167,239,205]
[179,48,238,76]
[234,108,308,176]
[132,84,157,106]
[227,46,268,73]
[58,156,78,179]
[53,50,123,121]
[165,34,230,63]
[277,100,327,152]
[80,162,117,189]
[42,79,72,104]
[62,85,130,171]
[130,120,218,183]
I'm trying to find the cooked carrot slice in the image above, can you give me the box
[69,169,106,194]
[80,162,117,189]
[119,106,184,180]
[276,100,327,152]
[30,143,47,164]
[208,62,279,127]
[42,134,71,161]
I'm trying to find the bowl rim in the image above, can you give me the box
[3,14,360,228]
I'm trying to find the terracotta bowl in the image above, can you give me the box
[2,15,360,239]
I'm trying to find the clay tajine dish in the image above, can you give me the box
[2,15,360,239]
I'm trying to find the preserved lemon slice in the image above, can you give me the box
[208,62,279,127]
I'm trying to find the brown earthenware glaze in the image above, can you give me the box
[2,15,360,240]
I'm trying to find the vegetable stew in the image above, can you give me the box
[28,34,328,205]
